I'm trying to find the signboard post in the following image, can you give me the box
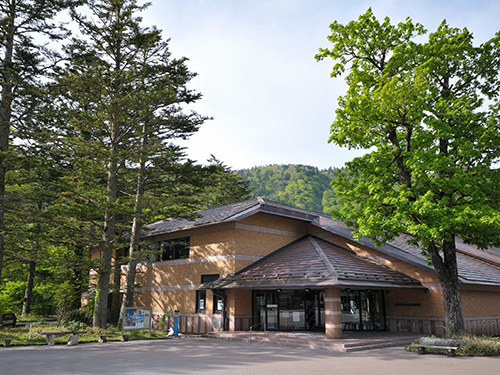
[123,307,152,337]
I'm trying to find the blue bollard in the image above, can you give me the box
[174,316,179,336]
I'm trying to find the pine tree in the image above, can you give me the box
[0,0,80,283]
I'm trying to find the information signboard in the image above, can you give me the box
[124,307,152,332]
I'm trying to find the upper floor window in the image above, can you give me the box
[160,237,190,261]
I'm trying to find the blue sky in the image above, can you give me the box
[141,0,500,170]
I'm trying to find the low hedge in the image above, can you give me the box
[409,335,500,356]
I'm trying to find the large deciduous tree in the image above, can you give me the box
[316,9,500,336]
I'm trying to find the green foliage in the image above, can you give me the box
[236,164,341,213]
[0,281,25,314]
[198,156,252,209]
[156,313,170,330]
[410,336,500,356]
[0,281,57,316]
[30,283,57,316]
[316,8,500,248]
[457,336,500,356]
[64,320,88,331]
[316,8,500,334]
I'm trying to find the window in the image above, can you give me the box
[213,294,223,314]
[196,290,206,313]
[201,274,219,284]
[196,274,220,314]
[160,237,190,261]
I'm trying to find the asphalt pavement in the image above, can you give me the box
[0,337,499,375]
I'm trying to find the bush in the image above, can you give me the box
[64,320,88,331]
[410,335,500,356]
[457,335,500,356]
[31,283,57,316]
[62,307,93,327]
[0,281,25,315]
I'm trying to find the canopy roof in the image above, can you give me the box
[206,235,423,290]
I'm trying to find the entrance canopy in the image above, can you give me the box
[206,235,423,291]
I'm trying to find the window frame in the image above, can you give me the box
[197,274,220,314]
[196,290,206,313]
[159,237,190,261]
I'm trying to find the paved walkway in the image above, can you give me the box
[1,337,499,375]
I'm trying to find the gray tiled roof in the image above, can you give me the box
[143,197,330,238]
[314,217,500,286]
[207,235,422,290]
[145,198,500,287]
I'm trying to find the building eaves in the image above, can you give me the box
[207,235,423,291]
[142,197,328,238]
[313,216,500,287]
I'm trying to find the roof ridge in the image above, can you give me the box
[308,236,339,279]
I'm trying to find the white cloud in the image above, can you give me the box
[142,0,500,170]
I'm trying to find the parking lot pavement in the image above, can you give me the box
[1,338,499,375]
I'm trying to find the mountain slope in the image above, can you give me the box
[235,164,341,214]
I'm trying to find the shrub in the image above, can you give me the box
[457,335,500,356]
[62,307,93,327]
[0,281,25,315]
[64,320,88,332]
[410,335,500,356]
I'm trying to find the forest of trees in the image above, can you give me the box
[0,0,250,327]
[236,164,341,214]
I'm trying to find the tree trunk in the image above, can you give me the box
[93,157,118,328]
[109,258,123,325]
[21,260,36,316]
[117,138,146,330]
[0,1,16,284]
[427,240,465,336]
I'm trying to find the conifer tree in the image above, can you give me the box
[0,0,80,283]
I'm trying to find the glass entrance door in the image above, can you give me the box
[253,290,325,331]
[341,290,385,331]
[253,291,278,330]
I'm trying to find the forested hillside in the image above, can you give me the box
[236,164,341,214]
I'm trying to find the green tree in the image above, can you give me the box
[236,164,339,213]
[316,9,500,336]
[115,34,208,328]
[55,0,157,328]
[0,0,80,283]
[3,148,92,317]
[3,126,95,316]
[198,156,252,209]
[57,0,209,328]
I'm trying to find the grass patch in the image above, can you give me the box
[409,335,500,356]
[0,324,176,347]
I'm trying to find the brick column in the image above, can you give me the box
[324,287,342,339]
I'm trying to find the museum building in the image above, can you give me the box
[127,197,500,338]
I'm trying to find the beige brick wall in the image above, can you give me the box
[226,289,253,316]
[240,213,309,232]
[132,215,307,315]
[191,231,236,258]
[152,264,191,286]
[234,229,297,256]
[134,290,197,314]
[462,289,500,317]
[385,288,444,318]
